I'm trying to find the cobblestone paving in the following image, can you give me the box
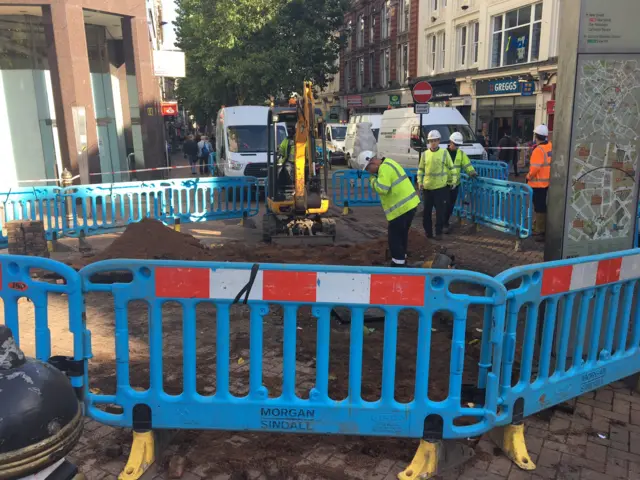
[4,190,638,480]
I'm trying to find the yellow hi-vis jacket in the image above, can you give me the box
[417,148,454,190]
[279,138,295,165]
[370,158,421,222]
[449,148,476,187]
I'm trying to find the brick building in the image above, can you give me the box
[338,0,420,116]
[0,0,166,188]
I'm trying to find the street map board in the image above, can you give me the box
[563,56,640,258]
[561,0,640,258]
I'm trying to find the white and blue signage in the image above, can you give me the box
[476,77,536,96]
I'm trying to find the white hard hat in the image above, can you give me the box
[450,132,464,145]
[358,150,375,170]
[427,130,442,141]
[534,124,549,137]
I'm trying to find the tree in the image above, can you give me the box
[175,0,349,119]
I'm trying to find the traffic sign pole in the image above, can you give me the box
[412,81,433,155]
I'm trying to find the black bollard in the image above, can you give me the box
[0,325,84,479]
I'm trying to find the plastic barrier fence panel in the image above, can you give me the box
[470,161,509,181]
[0,255,85,393]
[332,169,418,207]
[79,259,507,441]
[493,250,640,425]
[457,177,533,239]
[0,187,63,247]
[58,177,260,237]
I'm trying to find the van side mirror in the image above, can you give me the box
[410,126,425,151]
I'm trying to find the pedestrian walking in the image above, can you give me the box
[183,135,199,175]
[527,125,552,242]
[417,130,454,240]
[359,151,420,267]
[445,132,477,232]
[498,128,519,176]
[197,135,213,175]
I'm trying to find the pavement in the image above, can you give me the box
[5,161,640,480]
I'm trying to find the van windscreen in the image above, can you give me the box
[422,125,476,143]
[228,126,271,153]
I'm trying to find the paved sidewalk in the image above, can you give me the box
[65,380,640,479]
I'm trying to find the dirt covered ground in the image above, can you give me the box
[58,219,499,478]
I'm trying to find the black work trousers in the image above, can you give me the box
[532,187,548,213]
[388,207,417,264]
[445,185,459,227]
[422,187,449,237]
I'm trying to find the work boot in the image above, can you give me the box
[390,261,407,268]
[433,234,443,241]
[533,213,547,237]
[443,226,451,234]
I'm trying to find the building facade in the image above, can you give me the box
[0,0,166,188]
[417,0,559,146]
[337,0,560,144]
[338,0,421,116]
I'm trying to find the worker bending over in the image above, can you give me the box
[360,151,420,267]
[527,125,552,242]
[417,130,454,240]
[445,132,477,232]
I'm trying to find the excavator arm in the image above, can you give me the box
[293,82,317,213]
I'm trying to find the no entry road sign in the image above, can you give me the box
[412,81,433,104]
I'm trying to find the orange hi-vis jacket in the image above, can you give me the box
[528,141,552,188]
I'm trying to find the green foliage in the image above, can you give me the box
[175,0,350,122]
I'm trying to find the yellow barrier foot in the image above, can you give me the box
[490,424,536,471]
[398,439,475,480]
[342,206,350,215]
[174,218,181,232]
[118,431,155,480]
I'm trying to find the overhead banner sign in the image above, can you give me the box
[153,50,186,78]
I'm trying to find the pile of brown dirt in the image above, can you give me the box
[87,218,214,263]
[79,218,439,268]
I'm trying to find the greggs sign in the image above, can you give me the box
[161,102,179,116]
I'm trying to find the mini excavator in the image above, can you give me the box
[263,82,336,245]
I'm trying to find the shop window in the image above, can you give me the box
[397,43,409,85]
[457,25,467,68]
[398,0,410,33]
[356,56,364,91]
[381,1,390,40]
[380,48,390,87]
[491,2,543,68]
[471,22,479,65]
[427,34,437,73]
[369,52,375,88]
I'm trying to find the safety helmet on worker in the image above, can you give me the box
[534,124,549,138]
[427,130,441,141]
[449,132,464,146]
[358,150,376,171]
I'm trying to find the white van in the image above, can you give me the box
[344,114,382,166]
[324,123,347,163]
[215,106,287,184]
[377,108,485,169]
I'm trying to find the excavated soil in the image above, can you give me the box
[74,218,437,268]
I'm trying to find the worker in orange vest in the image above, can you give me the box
[527,125,552,242]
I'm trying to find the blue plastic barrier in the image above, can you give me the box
[0,186,63,245]
[0,177,259,246]
[470,160,509,181]
[491,250,640,425]
[79,259,507,440]
[331,168,419,207]
[0,255,85,393]
[455,176,533,239]
[60,177,259,237]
